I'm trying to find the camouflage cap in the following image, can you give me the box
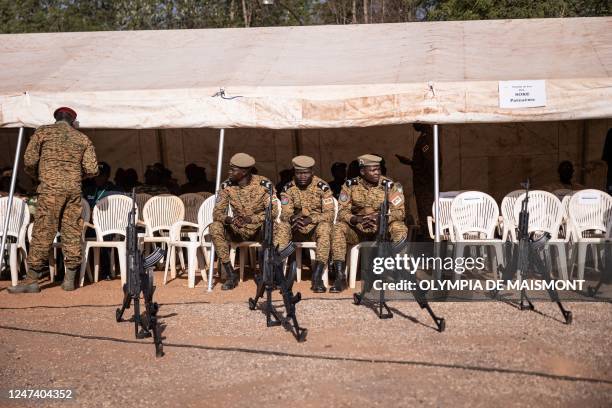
[291,155,315,170]
[230,153,255,168]
[358,154,382,167]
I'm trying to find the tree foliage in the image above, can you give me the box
[0,0,608,33]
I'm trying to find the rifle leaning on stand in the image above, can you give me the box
[500,180,572,324]
[248,181,307,342]
[353,181,445,331]
[116,189,166,356]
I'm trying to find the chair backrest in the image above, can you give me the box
[513,190,563,239]
[143,195,185,235]
[0,197,30,242]
[198,196,217,234]
[500,190,524,231]
[197,191,214,199]
[450,191,499,239]
[568,189,612,238]
[180,193,206,224]
[135,193,152,222]
[93,195,135,238]
[430,197,454,235]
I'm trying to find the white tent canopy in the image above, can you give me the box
[1,17,611,129]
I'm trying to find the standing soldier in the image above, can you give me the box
[209,153,283,290]
[276,156,335,293]
[9,107,98,294]
[396,124,439,241]
[331,154,407,293]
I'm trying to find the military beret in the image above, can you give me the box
[54,107,77,120]
[230,153,255,168]
[291,155,315,170]
[358,154,382,167]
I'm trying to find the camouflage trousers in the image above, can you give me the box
[29,191,83,270]
[331,220,408,262]
[275,222,332,263]
[209,221,284,264]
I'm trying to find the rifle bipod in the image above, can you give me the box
[518,288,572,324]
[116,282,164,357]
[248,269,308,343]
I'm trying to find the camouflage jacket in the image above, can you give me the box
[337,176,405,234]
[24,122,98,193]
[213,174,279,234]
[280,175,335,234]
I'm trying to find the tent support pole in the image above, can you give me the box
[433,124,440,243]
[0,127,25,275]
[207,128,225,292]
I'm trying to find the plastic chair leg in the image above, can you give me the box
[163,245,172,285]
[349,246,359,289]
[93,247,101,282]
[295,248,302,282]
[79,245,90,287]
[117,244,127,286]
[239,247,246,282]
[187,245,197,288]
[577,244,587,281]
[9,245,18,286]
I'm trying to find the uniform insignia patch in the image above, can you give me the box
[317,181,330,192]
[339,192,349,202]
[346,178,358,186]
[281,196,289,205]
[323,197,333,205]
[391,194,403,206]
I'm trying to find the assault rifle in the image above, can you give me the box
[248,182,307,342]
[116,189,166,356]
[501,179,572,324]
[353,181,445,331]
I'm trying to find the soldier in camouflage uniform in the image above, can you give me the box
[209,153,282,290]
[331,154,408,293]
[9,107,98,294]
[276,156,335,293]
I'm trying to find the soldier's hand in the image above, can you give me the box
[232,216,246,227]
[241,216,252,225]
[395,154,412,165]
[350,215,364,226]
[224,216,234,225]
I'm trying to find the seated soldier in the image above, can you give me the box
[209,153,283,290]
[331,154,408,293]
[276,156,335,293]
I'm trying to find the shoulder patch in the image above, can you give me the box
[317,181,330,192]
[220,179,234,189]
[381,179,394,189]
[339,191,349,202]
[259,179,272,189]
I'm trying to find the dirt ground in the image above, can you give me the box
[1,271,611,408]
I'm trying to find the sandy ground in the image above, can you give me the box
[0,271,611,408]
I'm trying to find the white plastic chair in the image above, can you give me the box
[79,195,133,286]
[500,190,524,242]
[294,197,337,288]
[427,197,454,241]
[0,197,30,286]
[450,191,504,278]
[228,200,281,282]
[142,195,185,271]
[180,193,206,224]
[513,190,568,279]
[165,196,215,287]
[568,190,612,280]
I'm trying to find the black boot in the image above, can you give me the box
[61,268,77,291]
[311,261,326,293]
[329,261,347,293]
[7,267,46,294]
[221,262,238,290]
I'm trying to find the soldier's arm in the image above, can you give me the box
[250,189,278,224]
[82,139,99,178]
[212,189,230,223]
[337,184,354,224]
[312,188,335,224]
[388,183,406,223]
[23,131,42,178]
[279,190,295,223]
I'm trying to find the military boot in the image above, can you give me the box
[221,262,238,290]
[311,261,326,293]
[61,267,78,291]
[7,267,46,294]
[329,261,347,293]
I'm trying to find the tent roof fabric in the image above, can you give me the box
[1,17,611,129]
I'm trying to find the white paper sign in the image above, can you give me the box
[499,80,546,108]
